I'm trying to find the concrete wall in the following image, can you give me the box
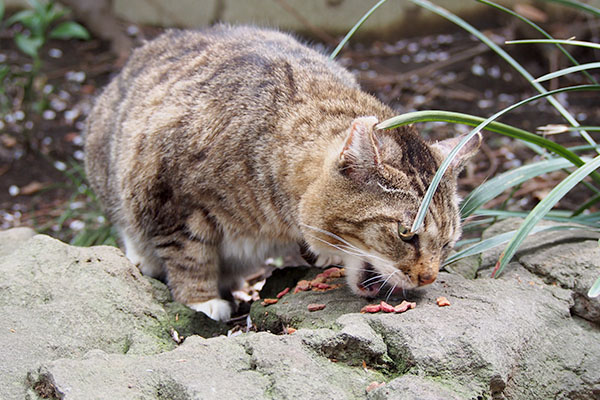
[5,0,592,39]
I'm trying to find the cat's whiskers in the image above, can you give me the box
[337,244,389,265]
[302,223,389,265]
[303,224,409,293]
[305,233,365,260]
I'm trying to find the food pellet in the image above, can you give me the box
[261,298,278,306]
[307,303,326,312]
[394,300,416,313]
[360,304,381,313]
[366,381,385,393]
[276,287,290,298]
[380,301,395,313]
[436,296,451,307]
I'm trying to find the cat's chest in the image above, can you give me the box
[218,231,301,270]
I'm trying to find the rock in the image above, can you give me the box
[251,268,600,399]
[367,375,465,400]
[0,234,174,400]
[2,226,599,399]
[445,253,479,279]
[0,226,36,257]
[28,333,382,399]
[479,218,600,322]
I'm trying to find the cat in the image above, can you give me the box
[84,25,480,321]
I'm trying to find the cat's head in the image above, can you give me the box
[300,116,480,297]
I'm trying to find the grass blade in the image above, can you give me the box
[329,0,387,60]
[377,110,596,178]
[470,209,600,228]
[377,90,600,234]
[545,0,600,16]
[534,62,600,82]
[444,224,593,266]
[506,39,600,50]
[478,0,597,84]
[408,0,597,150]
[572,192,600,216]
[589,272,600,298]
[460,158,573,217]
[492,154,600,277]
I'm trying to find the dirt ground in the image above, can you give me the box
[1,15,599,244]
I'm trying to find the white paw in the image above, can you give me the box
[187,299,232,321]
[314,254,343,267]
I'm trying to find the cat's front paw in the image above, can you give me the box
[187,299,232,321]
[314,254,343,267]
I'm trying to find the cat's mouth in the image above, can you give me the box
[356,262,408,298]
[356,262,387,297]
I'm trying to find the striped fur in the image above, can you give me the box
[85,26,479,320]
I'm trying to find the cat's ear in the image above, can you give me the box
[430,132,481,174]
[338,116,381,182]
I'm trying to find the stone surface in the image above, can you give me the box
[1,227,599,399]
[479,218,600,323]
[251,267,600,399]
[0,234,176,399]
[0,226,36,257]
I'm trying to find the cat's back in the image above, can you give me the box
[84,25,367,231]
[99,25,358,113]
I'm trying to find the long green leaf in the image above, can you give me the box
[49,21,90,40]
[534,62,600,82]
[330,0,387,59]
[14,33,43,58]
[573,192,600,216]
[492,154,600,277]
[0,0,5,22]
[470,209,600,228]
[444,224,593,266]
[377,110,592,174]
[545,0,600,17]
[409,0,597,150]
[478,0,597,84]
[460,158,573,217]
[4,9,35,26]
[506,39,600,50]
[377,88,600,234]
[589,272,600,298]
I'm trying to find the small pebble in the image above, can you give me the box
[471,64,485,76]
[54,161,67,171]
[69,220,85,231]
[74,150,85,161]
[66,71,86,83]
[43,110,56,120]
[48,48,63,58]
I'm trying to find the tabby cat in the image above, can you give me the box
[85,25,480,321]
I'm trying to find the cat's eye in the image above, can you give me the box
[397,224,414,241]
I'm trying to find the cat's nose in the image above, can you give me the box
[418,272,436,286]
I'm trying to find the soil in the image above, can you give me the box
[1,16,599,244]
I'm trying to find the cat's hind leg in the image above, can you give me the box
[152,233,232,321]
[121,229,165,279]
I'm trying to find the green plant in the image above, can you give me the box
[332,0,600,294]
[4,0,89,73]
[38,161,117,247]
[0,0,89,115]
